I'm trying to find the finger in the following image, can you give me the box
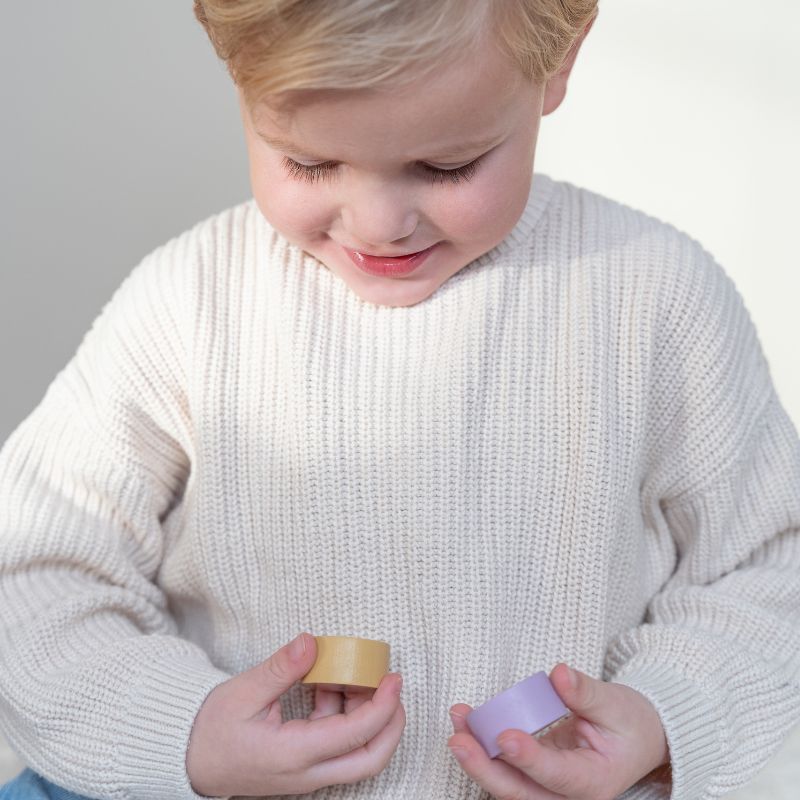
[448,729,561,800]
[308,701,406,789]
[280,672,403,765]
[344,686,374,714]
[449,703,472,733]
[543,716,586,750]
[549,662,607,725]
[545,714,606,753]
[309,686,343,720]
[232,633,318,718]
[495,726,606,797]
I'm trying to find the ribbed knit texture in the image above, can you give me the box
[1,173,799,800]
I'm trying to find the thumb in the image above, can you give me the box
[231,632,318,717]
[550,662,607,721]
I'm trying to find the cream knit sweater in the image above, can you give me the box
[1,174,799,800]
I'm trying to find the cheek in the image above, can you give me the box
[431,167,531,244]
[250,163,334,240]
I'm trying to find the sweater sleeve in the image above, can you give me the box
[605,243,800,800]
[0,242,231,800]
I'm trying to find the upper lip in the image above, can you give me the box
[343,244,435,258]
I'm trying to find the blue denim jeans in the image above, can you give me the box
[0,769,93,800]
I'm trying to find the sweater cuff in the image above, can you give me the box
[114,655,232,800]
[609,662,724,800]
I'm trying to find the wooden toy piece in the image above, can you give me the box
[301,635,390,690]
[466,671,570,758]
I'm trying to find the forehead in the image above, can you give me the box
[251,36,538,161]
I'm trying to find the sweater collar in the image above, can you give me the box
[473,172,555,268]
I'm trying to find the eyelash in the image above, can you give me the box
[281,156,482,185]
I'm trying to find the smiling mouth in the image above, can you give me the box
[342,243,439,277]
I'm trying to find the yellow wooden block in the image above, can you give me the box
[301,635,390,689]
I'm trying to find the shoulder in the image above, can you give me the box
[543,175,714,277]
[539,182,777,500]
[110,197,267,320]
[538,174,742,322]
[134,197,260,280]
[77,198,260,365]
[539,174,770,387]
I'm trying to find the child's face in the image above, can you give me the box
[238,30,585,308]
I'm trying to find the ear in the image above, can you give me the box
[542,10,598,116]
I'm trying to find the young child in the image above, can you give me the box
[1,1,799,798]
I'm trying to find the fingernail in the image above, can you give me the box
[499,737,520,756]
[449,746,468,763]
[289,633,307,661]
[567,666,578,690]
[449,710,463,728]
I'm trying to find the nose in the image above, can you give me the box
[340,180,419,250]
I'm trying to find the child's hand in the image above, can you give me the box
[186,633,405,797]
[448,663,669,800]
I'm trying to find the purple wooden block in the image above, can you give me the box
[466,671,570,758]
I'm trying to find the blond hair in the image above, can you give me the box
[194,0,598,110]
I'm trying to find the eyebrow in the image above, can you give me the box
[255,130,503,162]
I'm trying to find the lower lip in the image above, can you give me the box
[343,243,439,277]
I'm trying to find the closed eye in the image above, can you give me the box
[421,158,482,184]
[282,158,338,184]
[281,156,483,185]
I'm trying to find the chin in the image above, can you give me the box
[347,277,442,309]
